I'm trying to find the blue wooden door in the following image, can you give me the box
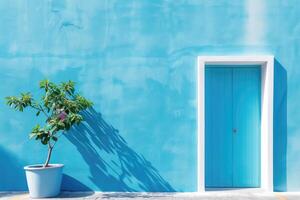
[205,67,233,187]
[205,66,261,188]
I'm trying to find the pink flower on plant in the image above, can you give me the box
[58,111,67,121]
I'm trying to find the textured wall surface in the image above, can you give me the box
[0,0,298,192]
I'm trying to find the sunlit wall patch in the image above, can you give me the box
[244,0,266,44]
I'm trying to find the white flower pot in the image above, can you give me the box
[24,164,64,198]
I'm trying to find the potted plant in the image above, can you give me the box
[5,79,93,198]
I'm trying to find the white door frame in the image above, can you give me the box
[197,56,274,192]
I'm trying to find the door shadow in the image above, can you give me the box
[65,108,175,192]
[273,59,287,191]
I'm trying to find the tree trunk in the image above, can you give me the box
[43,145,53,168]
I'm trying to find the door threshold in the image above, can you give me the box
[205,188,265,193]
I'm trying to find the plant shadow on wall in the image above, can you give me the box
[273,59,287,192]
[65,108,175,192]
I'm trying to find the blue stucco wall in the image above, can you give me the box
[0,0,298,192]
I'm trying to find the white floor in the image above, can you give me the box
[0,191,299,200]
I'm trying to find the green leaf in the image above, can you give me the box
[52,136,58,142]
[61,80,75,95]
[29,132,36,139]
[75,95,93,110]
[41,139,48,145]
[39,79,49,90]
[20,92,32,106]
[5,93,33,112]
[36,111,40,116]
[32,124,40,132]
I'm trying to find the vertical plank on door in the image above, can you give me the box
[205,67,233,188]
[232,67,261,187]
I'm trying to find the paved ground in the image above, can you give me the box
[1,192,300,200]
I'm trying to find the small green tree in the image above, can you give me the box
[5,80,93,167]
